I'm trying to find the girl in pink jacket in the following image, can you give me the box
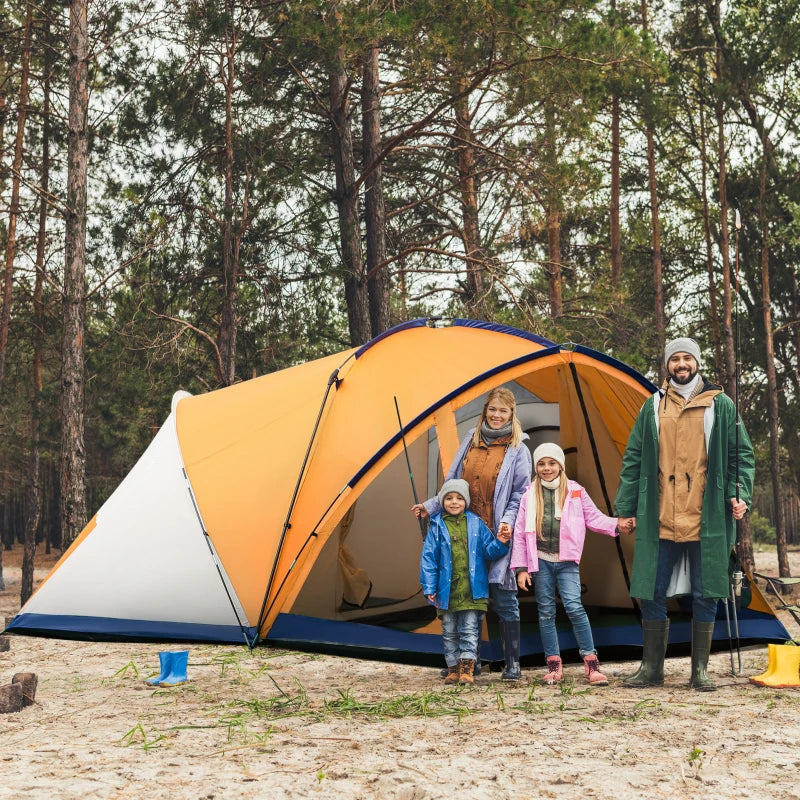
[512,443,623,686]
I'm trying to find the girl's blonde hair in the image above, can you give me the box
[533,461,569,538]
[470,386,524,448]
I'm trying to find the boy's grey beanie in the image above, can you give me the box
[438,478,470,508]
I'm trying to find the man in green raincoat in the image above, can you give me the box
[615,337,754,691]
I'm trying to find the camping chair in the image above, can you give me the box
[752,573,800,634]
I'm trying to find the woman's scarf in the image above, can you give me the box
[480,420,512,443]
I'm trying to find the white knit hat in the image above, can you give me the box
[664,337,701,369]
[438,478,470,508]
[532,443,565,470]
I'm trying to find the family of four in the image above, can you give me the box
[414,337,754,690]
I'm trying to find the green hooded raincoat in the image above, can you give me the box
[614,384,755,600]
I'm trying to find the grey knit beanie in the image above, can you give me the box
[664,337,701,369]
[438,478,470,508]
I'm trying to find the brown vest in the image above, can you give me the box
[461,437,510,531]
[657,384,720,541]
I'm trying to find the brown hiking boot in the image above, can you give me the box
[458,659,475,685]
[443,664,460,685]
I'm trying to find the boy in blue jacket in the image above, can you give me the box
[420,478,511,685]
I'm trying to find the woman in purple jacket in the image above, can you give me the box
[413,386,532,681]
[512,443,627,686]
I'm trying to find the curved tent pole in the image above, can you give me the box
[182,469,256,647]
[254,358,352,643]
[567,360,640,619]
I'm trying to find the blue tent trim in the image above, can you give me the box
[348,345,563,488]
[267,613,445,655]
[572,344,657,392]
[6,613,258,645]
[354,317,557,361]
[453,318,556,347]
[264,609,789,660]
[354,318,428,359]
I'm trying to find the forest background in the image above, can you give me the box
[0,0,798,605]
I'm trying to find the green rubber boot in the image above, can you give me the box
[689,621,717,692]
[623,619,669,688]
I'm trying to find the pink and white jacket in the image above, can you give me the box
[510,479,618,572]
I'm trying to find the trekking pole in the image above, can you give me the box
[394,396,428,540]
[730,208,744,674]
[722,596,736,675]
[730,572,743,675]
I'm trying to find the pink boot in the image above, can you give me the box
[543,655,563,684]
[583,655,609,686]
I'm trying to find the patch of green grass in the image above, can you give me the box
[119,721,167,751]
[513,685,552,715]
[113,659,141,680]
[322,687,472,721]
[687,745,704,764]
[632,698,662,719]
[577,698,664,725]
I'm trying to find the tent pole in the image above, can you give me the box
[182,467,255,647]
[394,396,428,539]
[255,363,346,638]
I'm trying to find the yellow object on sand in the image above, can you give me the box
[749,643,800,688]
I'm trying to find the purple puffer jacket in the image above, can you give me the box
[423,429,531,589]
[511,479,618,572]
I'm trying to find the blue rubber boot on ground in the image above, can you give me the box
[146,652,172,685]
[159,650,189,686]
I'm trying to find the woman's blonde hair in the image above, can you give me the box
[470,386,524,448]
[532,465,569,538]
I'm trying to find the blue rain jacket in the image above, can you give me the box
[419,511,509,611]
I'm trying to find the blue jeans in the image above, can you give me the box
[640,540,719,623]
[534,560,596,658]
[441,610,482,665]
[490,583,520,622]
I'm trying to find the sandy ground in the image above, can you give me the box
[1,545,799,800]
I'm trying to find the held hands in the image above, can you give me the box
[411,503,430,520]
[496,522,512,544]
[616,517,636,535]
[517,570,532,591]
[730,498,748,520]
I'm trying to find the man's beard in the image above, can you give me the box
[669,367,698,385]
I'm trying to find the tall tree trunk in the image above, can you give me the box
[640,0,664,381]
[645,128,664,381]
[22,14,51,605]
[546,203,563,319]
[454,82,487,319]
[361,43,390,337]
[60,0,89,549]
[218,10,238,386]
[731,208,755,575]
[542,107,563,320]
[711,0,736,396]
[329,56,370,345]
[0,0,33,394]
[758,145,790,580]
[699,100,724,379]
[610,93,622,287]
